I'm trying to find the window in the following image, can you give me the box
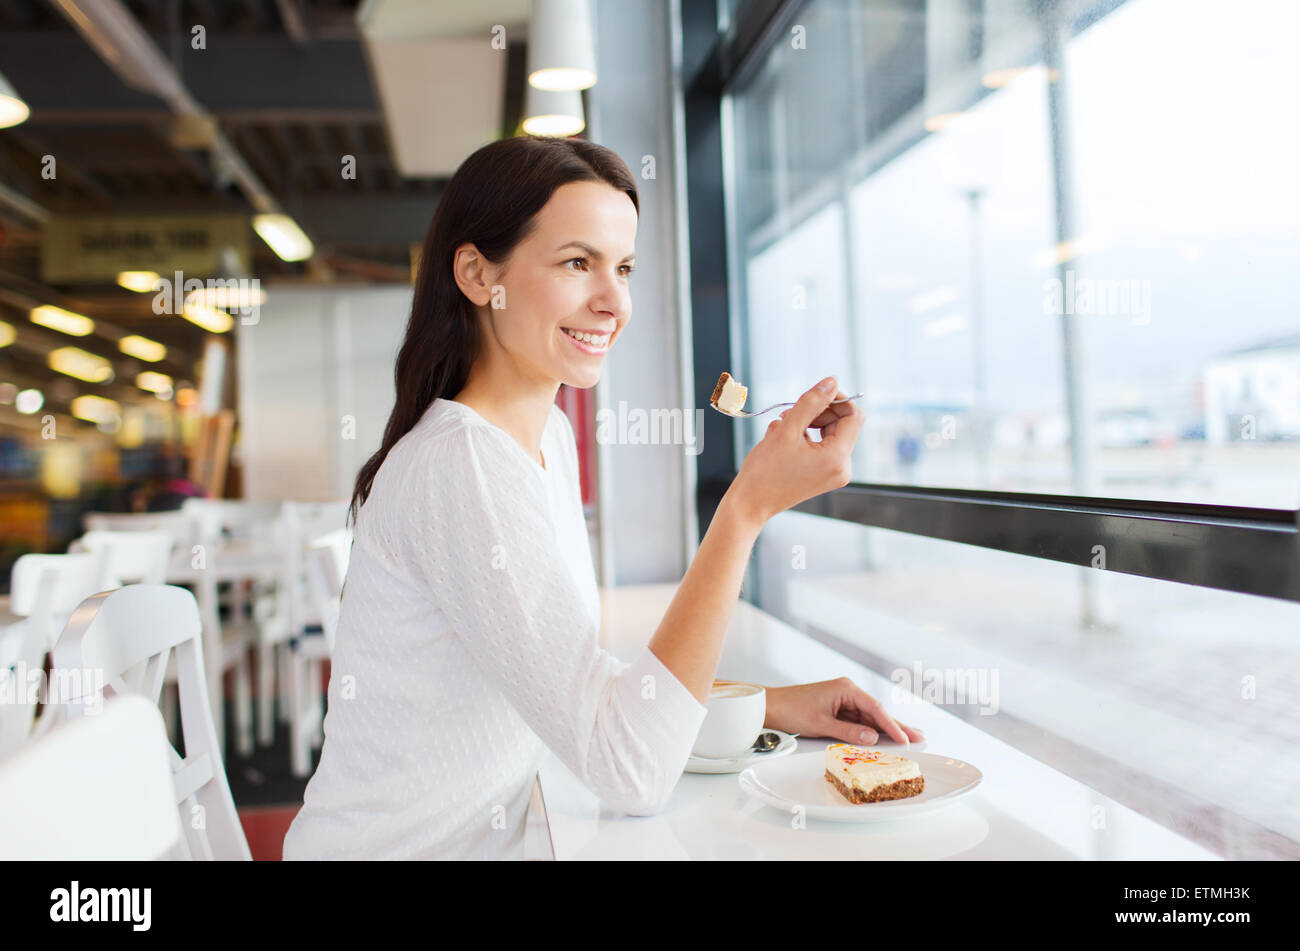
[692,0,1300,858]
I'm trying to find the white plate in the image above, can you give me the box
[685,730,798,774]
[738,750,982,822]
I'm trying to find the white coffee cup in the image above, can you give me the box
[692,680,766,758]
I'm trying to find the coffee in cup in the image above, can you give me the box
[692,680,766,758]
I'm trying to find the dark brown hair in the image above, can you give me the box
[349,135,640,524]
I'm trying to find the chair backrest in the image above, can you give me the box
[83,510,200,558]
[281,501,350,633]
[51,584,252,860]
[0,694,184,860]
[304,528,352,652]
[0,621,44,759]
[70,529,173,587]
[8,551,103,620]
[182,498,283,544]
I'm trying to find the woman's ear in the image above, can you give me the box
[452,243,500,307]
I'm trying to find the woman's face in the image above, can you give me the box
[456,180,637,391]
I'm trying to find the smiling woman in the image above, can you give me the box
[281,135,900,861]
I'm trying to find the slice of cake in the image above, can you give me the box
[710,372,748,415]
[824,743,925,803]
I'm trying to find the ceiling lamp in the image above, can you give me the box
[0,320,14,348]
[117,270,160,293]
[119,334,167,362]
[180,301,234,334]
[136,370,173,394]
[527,0,597,91]
[252,213,314,262]
[15,388,42,414]
[0,71,29,128]
[70,394,120,425]
[30,304,94,337]
[49,346,114,383]
[522,85,585,137]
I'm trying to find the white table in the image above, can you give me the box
[165,540,285,756]
[533,584,1220,860]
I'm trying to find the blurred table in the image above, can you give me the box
[165,540,284,755]
[532,583,1220,860]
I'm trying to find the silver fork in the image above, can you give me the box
[711,392,865,418]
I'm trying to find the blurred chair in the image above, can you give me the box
[70,528,172,588]
[0,694,184,860]
[267,501,348,756]
[68,528,178,737]
[181,498,279,756]
[287,526,351,777]
[82,507,256,759]
[0,552,102,758]
[51,584,251,860]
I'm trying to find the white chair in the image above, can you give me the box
[181,499,278,756]
[287,527,351,777]
[70,529,172,588]
[0,694,184,860]
[267,501,348,752]
[68,528,180,739]
[51,584,252,860]
[82,508,256,760]
[0,552,102,757]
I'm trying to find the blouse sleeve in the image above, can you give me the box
[376,419,707,816]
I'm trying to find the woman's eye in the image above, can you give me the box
[564,258,634,277]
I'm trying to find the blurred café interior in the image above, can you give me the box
[0,0,1297,861]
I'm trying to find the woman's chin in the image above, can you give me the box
[562,371,601,389]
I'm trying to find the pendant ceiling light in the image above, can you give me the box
[527,0,597,91]
[0,71,30,128]
[523,85,585,137]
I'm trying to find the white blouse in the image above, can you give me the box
[282,397,707,860]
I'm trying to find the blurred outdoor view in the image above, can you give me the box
[726,0,1300,858]
[733,0,1299,509]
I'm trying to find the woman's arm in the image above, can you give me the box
[646,491,763,705]
[645,377,862,706]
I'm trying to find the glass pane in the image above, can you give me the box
[725,0,1300,509]
[751,512,1300,859]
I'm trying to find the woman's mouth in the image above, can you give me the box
[560,326,611,354]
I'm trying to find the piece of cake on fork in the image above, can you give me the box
[710,371,748,415]
[824,743,925,803]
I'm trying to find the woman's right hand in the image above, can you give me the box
[725,376,864,527]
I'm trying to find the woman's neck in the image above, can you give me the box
[451,381,558,470]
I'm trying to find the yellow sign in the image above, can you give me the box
[41,215,251,283]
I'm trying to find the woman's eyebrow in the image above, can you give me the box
[555,240,636,264]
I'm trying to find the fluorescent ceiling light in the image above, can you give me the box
[30,305,94,337]
[527,0,596,91]
[185,285,266,310]
[49,346,114,383]
[252,213,314,262]
[116,270,160,293]
[119,334,167,362]
[136,370,173,394]
[71,394,120,424]
[181,302,234,334]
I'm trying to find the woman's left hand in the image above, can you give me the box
[763,677,925,745]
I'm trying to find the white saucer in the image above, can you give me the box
[738,750,982,822]
[685,730,798,774]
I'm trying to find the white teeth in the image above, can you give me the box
[563,328,609,348]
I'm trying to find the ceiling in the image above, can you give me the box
[0,0,535,434]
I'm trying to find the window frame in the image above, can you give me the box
[679,0,1300,605]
